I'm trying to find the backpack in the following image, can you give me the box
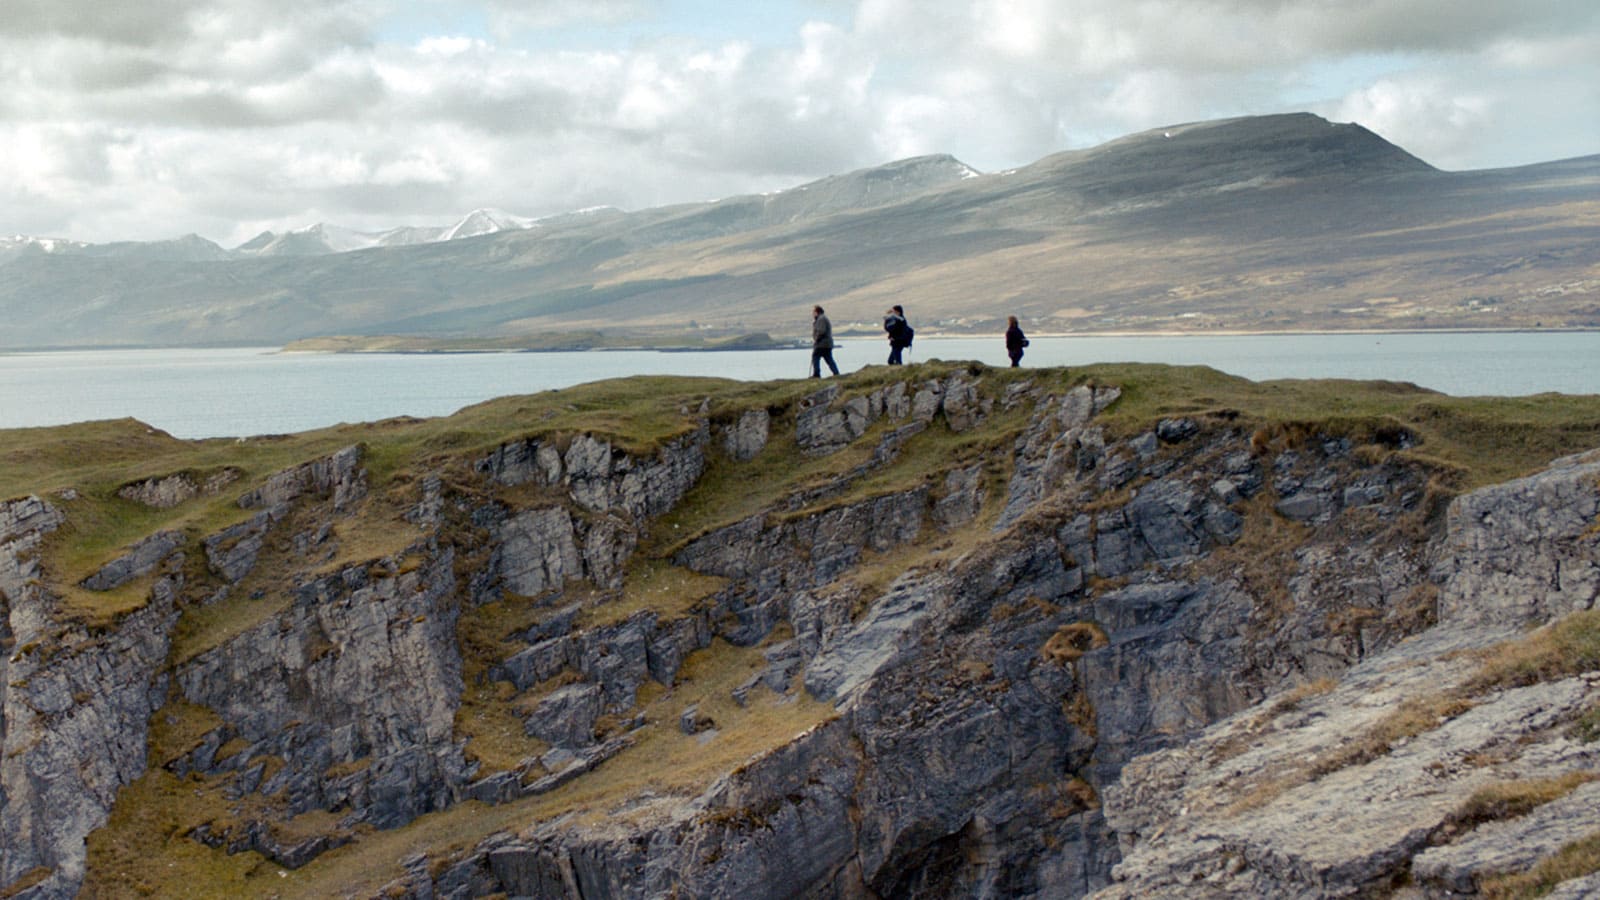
[903,324,914,347]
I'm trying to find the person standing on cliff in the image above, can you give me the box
[1005,315,1029,367]
[883,304,912,365]
[811,305,840,378]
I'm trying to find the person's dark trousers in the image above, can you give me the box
[812,349,839,377]
[1009,352,1022,368]
[888,344,903,365]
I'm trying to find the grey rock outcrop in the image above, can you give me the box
[201,511,272,583]
[238,444,367,513]
[1093,449,1600,899]
[173,546,467,844]
[997,383,1122,527]
[1,497,65,630]
[479,429,708,520]
[13,370,1600,900]
[796,384,880,455]
[1435,448,1600,627]
[80,530,185,591]
[116,469,239,508]
[390,377,1467,900]
[721,409,770,461]
[794,375,984,456]
[2,493,181,898]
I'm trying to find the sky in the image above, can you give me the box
[3,0,1597,247]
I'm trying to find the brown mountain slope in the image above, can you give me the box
[1,113,1595,348]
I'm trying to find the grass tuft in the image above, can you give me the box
[1479,830,1600,900]
[1468,610,1600,695]
[1041,622,1109,665]
[1444,773,1598,837]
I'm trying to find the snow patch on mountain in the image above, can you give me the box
[235,208,541,257]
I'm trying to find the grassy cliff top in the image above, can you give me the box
[8,361,1600,510]
[7,361,1600,607]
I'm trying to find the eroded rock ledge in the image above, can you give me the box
[2,371,1596,899]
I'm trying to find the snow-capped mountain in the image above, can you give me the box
[440,208,537,241]
[1,233,231,263]
[235,208,539,257]
[0,234,90,264]
[2,208,541,265]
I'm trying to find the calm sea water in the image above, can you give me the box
[1,332,1596,439]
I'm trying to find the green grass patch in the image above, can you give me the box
[80,768,269,899]
[1081,363,1600,489]
[453,592,562,775]
[170,589,297,668]
[577,558,728,629]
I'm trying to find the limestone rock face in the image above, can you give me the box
[721,408,770,461]
[116,469,239,508]
[478,429,708,520]
[173,549,467,842]
[1092,450,1600,899]
[80,530,185,591]
[238,444,367,514]
[384,381,1467,899]
[10,373,1600,900]
[2,497,180,899]
[0,497,65,629]
[1435,448,1600,628]
[117,472,200,508]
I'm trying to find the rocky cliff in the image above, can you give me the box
[2,363,1598,898]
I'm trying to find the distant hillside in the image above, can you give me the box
[1,113,1595,349]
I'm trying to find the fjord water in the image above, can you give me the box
[2,331,1597,439]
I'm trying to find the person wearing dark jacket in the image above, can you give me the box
[883,304,911,365]
[1005,316,1028,367]
[811,305,840,377]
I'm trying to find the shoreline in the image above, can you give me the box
[290,325,1600,354]
[4,326,1597,357]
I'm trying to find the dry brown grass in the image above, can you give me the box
[1191,492,1308,619]
[452,593,565,775]
[1444,773,1599,837]
[1479,830,1600,899]
[1467,609,1600,695]
[576,559,727,629]
[1041,622,1109,665]
[1309,693,1476,778]
[1265,676,1339,717]
[1226,770,1314,817]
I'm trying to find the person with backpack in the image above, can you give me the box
[1005,315,1029,367]
[883,304,913,365]
[811,305,840,378]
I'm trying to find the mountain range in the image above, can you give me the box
[1,112,1596,349]
[2,207,542,264]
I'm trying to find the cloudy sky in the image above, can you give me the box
[4,0,1597,246]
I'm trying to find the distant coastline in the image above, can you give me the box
[274,325,1600,355]
[4,326,1596,357]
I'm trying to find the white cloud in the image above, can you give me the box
[0,0,1594,244]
